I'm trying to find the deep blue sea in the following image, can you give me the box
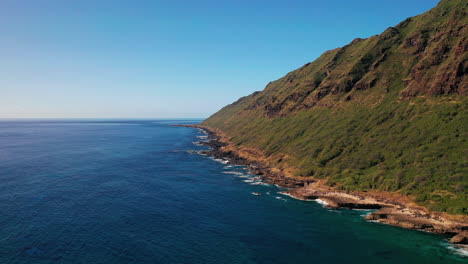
[0,120,466,264]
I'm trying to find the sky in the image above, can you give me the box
[1,0,440,119]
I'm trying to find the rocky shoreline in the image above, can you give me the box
[176,124,468,246]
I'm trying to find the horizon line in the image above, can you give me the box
[0,117,207,120]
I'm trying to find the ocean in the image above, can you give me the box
[0,120,465,264]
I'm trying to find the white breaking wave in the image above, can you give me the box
[249,182,270,186]
[210,157,229,164]
[446,244,468,257]
[192,141,204,146]
[278,192,299,200]
[315,199,329,206]
[222,171,244,175]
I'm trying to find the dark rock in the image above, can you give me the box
[450,231,468,244]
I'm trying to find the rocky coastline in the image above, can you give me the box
[176,124,468,247]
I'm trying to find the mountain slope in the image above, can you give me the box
[202,0,467,214]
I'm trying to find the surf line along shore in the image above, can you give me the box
[174,124,468,247]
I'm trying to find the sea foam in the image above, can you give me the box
[315,199,329,206]
[447,244,468,257]
[222,171,244,175]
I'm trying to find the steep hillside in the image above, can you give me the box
[203,0,468,214]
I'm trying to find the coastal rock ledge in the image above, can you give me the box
[450,231,468,245]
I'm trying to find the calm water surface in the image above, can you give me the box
[0,120,465,264]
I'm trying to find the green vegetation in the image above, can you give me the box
[203,0,468,214]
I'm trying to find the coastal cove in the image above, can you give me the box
[0,120,466,263]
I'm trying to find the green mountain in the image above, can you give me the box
[203,0,467,214]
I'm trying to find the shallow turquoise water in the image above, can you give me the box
[0,120,465,263]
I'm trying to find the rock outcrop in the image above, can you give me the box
[450,231,468,244]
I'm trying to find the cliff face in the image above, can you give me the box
[203,0,467,214]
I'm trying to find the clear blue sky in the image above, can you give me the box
[1,0,440,118]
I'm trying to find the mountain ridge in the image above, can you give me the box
[202,0,467,214]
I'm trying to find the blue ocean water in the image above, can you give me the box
[0,120,465,264]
